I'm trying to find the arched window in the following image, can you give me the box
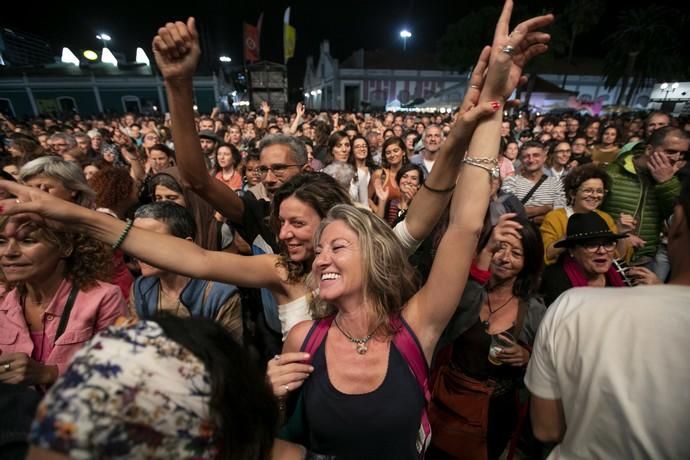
[121,96,142,113]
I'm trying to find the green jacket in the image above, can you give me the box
[601,142,681,260]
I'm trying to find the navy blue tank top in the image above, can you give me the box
[302,326,424,459]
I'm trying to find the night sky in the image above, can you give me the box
[2,0,688,92]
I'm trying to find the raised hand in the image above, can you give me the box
[295,102,305,119]
[152,17,201,81]
[0,180,85,233]
[487,212,522,252]
[482,0,553,101]
[648,150,682,183]
[261,100,271,114]
[374,177,390,203]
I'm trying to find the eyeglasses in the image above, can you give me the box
[580,241,616,253]
[255,164,302,176]
[579,188,607,196]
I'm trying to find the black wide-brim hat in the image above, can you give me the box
[554,211,628,248]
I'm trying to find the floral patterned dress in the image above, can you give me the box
[29,320,217,458]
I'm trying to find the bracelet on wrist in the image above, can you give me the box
[462,156,500,181]
[112,219,134,250]
[422,182,456,193]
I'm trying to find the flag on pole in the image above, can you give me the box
[243,18,261,63]
[283,7,296,64]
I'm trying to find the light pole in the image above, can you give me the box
[399,30,412,51]
[96,33,111,49]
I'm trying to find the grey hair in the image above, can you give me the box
[321,162,356,190]
[258,134,307,165]
[134,201,197,240]
[19,156,95,207]
[423,124,442,139]
[49,132,77,149]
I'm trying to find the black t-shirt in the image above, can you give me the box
[238,192,279,253]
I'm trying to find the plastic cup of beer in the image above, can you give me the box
[488,332,516,365]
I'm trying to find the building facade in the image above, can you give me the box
[0,67,219,118]
[303,41,469,112]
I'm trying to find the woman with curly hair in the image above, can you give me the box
[540,163,633,265]
[0,217,127,387]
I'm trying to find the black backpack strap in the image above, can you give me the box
[54,285,80,342]
[520,175,548,205]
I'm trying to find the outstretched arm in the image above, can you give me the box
[0,181,285,293]
[153,18,246,223]
[404,0,553,361]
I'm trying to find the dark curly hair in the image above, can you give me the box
[269,172,353,282]
[563,163,612,205]
[0,218,113,290]
[89,167,134,211]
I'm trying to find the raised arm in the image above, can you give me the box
[405,0,553,361]
[402,46,495,241]
[286,103,305,135]
[153,18,246,223]
[0,181,286,293]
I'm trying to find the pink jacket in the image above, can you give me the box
[0,278,127,376]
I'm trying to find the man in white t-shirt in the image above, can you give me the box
[525,178,690,459]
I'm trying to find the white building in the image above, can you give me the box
[303,41,469,111]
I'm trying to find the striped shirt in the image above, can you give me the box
[501,174,567,208]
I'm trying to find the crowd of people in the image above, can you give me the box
[0,2,689,459]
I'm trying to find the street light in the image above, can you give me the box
[83,50,98,61]
[400,29,412,51]
[219,56,232,63]
[96,33,111,48]
[60,47,80,66]
[660,82,680,101]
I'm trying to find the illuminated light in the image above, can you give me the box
[399,30,412,38]
[660,83,668,90]
[310,90,317,96]
[136,47,150,65]
[316,89,322,95]
[83,50,98,61]
[101,47,118,66]
[219,56,232,63]
[61,47,80,66]
[96,33,111,42]
[193,105,198,111]
[152,105,158,111]
[304,92,310,97]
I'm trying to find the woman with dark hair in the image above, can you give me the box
[149,168,225,251]
[0,217,126,387]
[213,142,243,191]
[321,131,356,193]
[540,212,634,307]
[541,164,633,265]
[373,162,425,226]
[428,215,546,460]
[349,135,377,208]
[26,315,288,460]
[368,136,407,216]
[590,126,620,166]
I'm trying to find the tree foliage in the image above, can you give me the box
[603,6,689,104]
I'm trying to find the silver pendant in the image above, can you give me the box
[356,342,368,354]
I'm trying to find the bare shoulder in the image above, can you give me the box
[283,319,315,353]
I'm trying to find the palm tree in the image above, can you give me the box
[603,6,686,106]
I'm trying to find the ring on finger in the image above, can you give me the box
[501,45,515,56]
[273,354,281,361]
[284,384,290,393]
[2,362,10,372]
[470,84,481,90]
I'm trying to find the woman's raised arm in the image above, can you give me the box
[405,0,553,361]
[0,181,285,293]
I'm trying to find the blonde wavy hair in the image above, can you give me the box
[308,204,419,338]
[0,217,112,291]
